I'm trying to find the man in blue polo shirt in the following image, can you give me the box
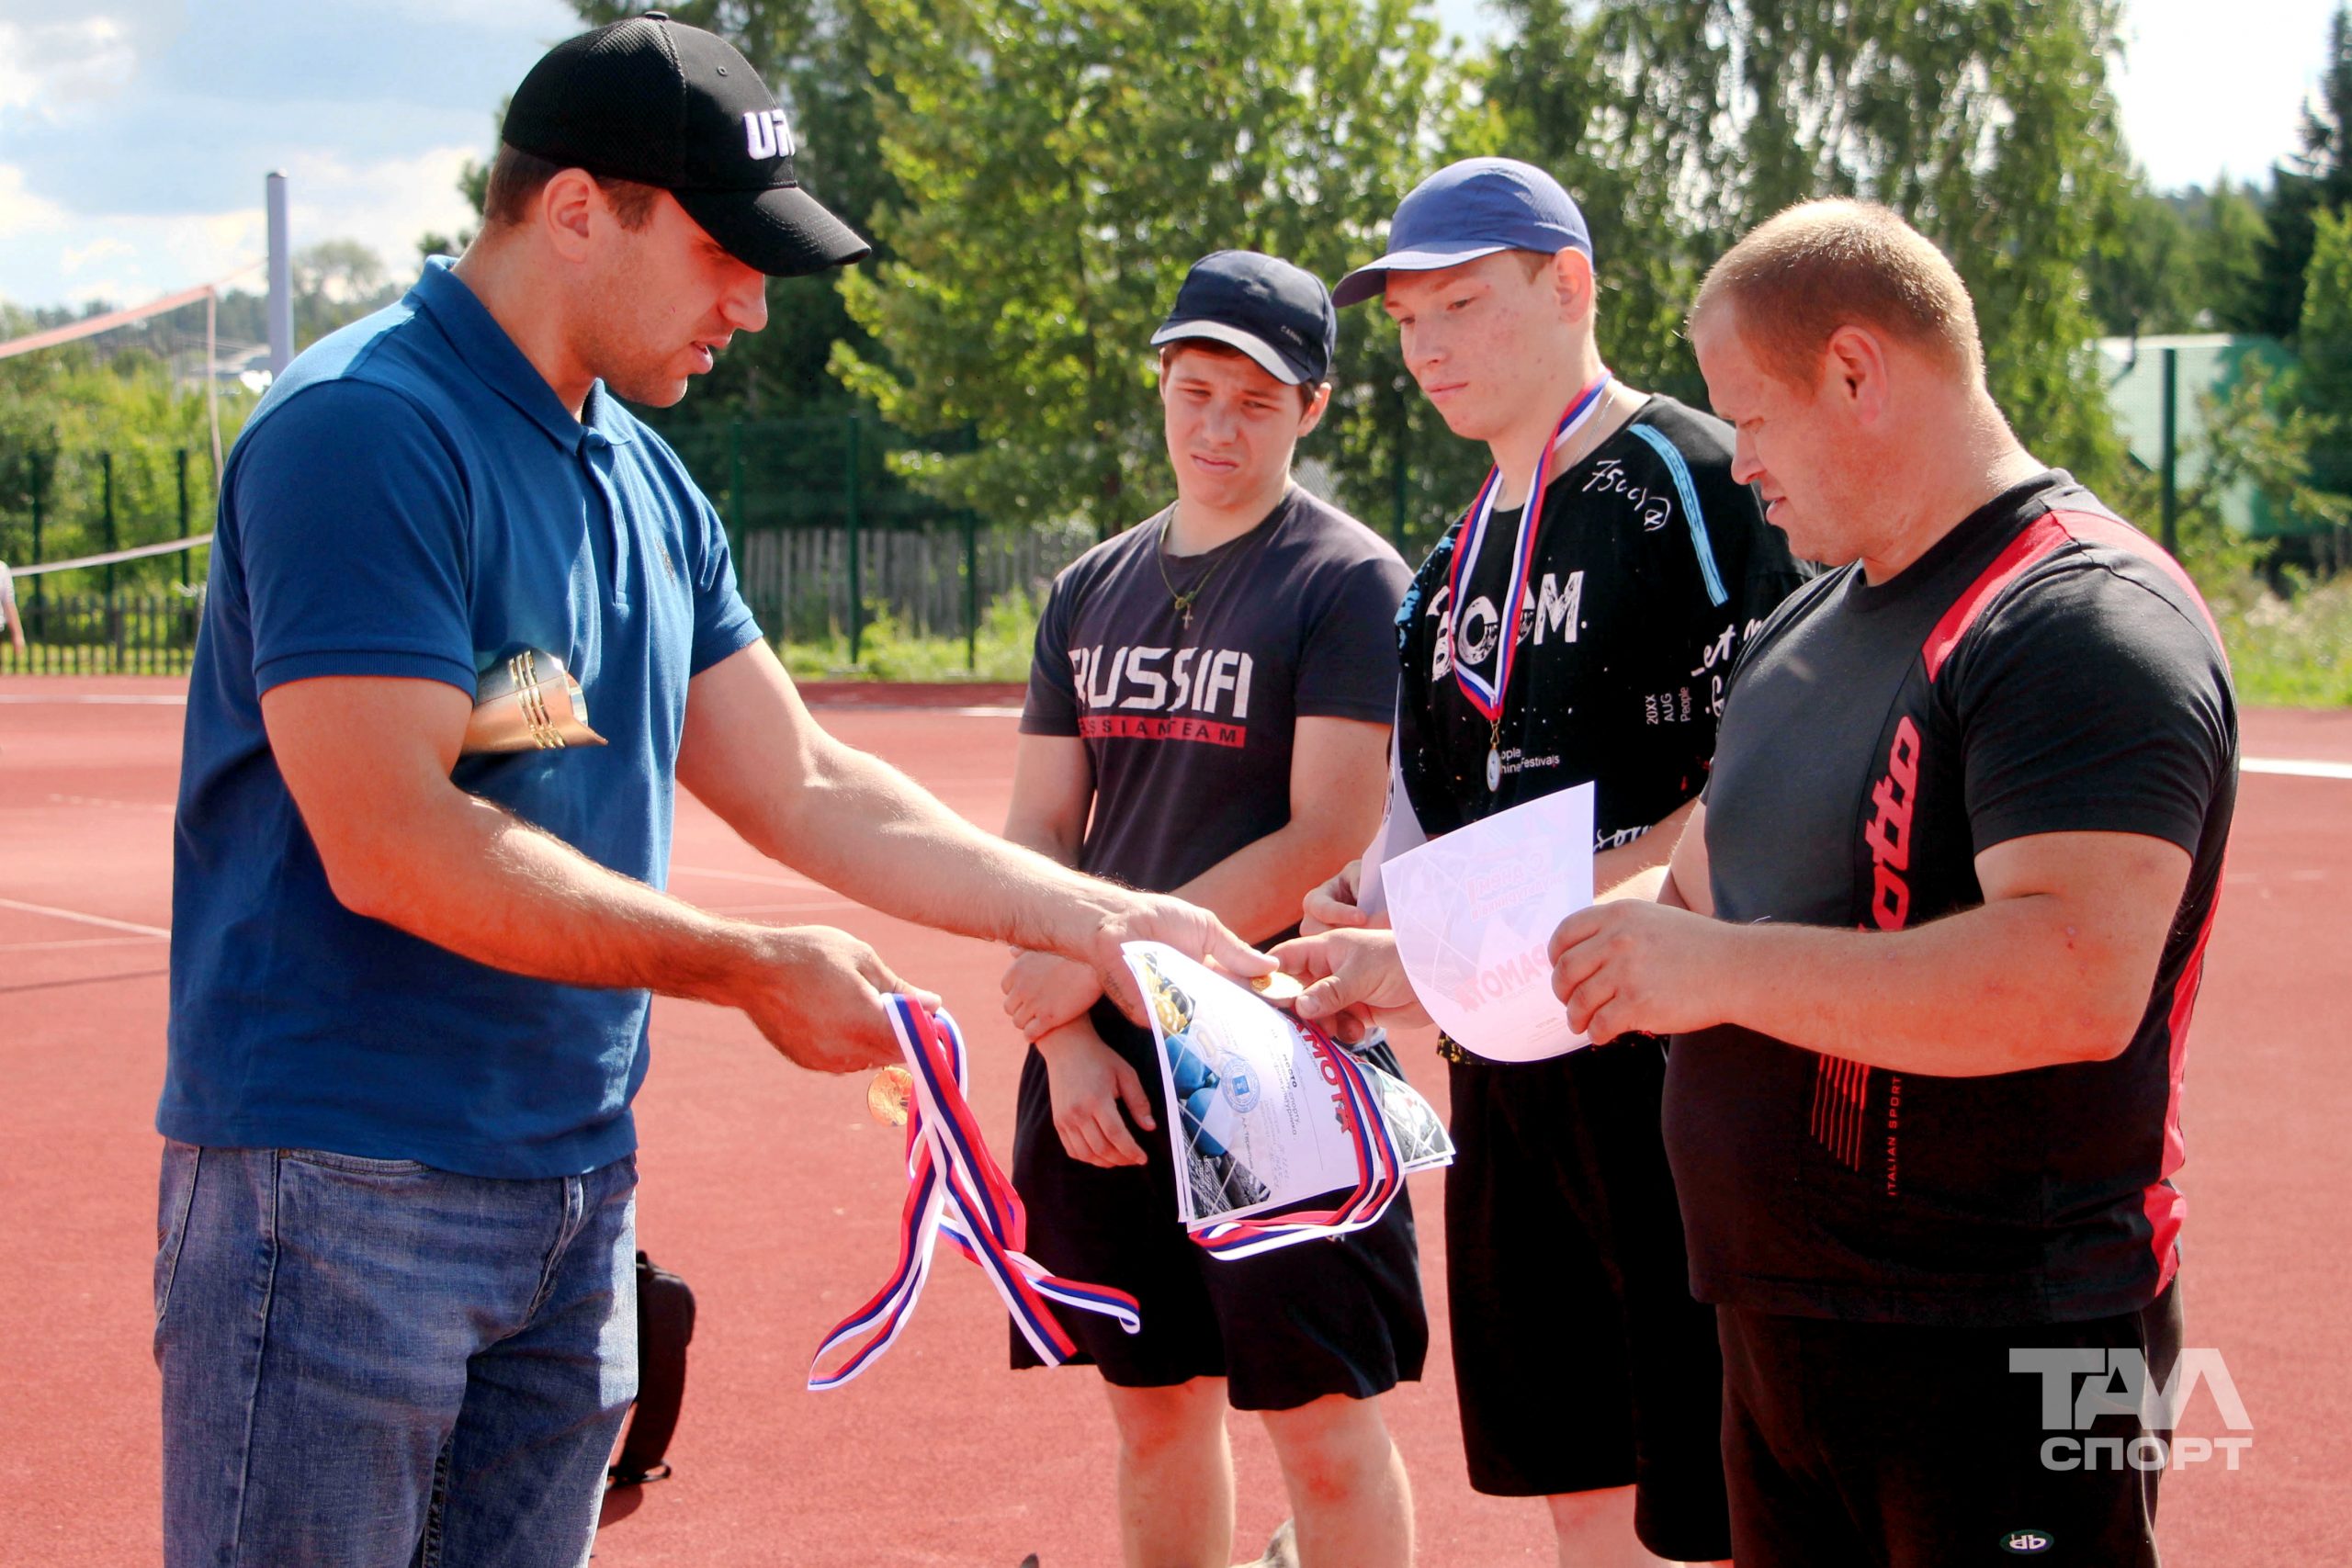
[155,17,1258,1567]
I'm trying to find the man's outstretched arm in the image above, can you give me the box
[261,672,918,1073]
[675,639,1269,1014]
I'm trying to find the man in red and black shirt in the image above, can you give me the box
[1550,200,2238,1566]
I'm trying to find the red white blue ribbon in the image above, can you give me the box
[808,997,1142,1391]
[1189,1018,1409,1261]
[1445,370,1613,721]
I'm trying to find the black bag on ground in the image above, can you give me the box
[609,1251,695,1487]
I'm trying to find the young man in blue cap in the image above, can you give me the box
[156,17,1258,1566]
[1283,159,1808,1564]
[999,251,1421,1568]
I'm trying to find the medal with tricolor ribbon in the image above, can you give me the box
[1446,371,1613,791]
[1188,1014,1410,1261]
[808,996,1141,1392]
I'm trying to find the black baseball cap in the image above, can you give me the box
[501,11,869,277]
[1150,251,1338,385]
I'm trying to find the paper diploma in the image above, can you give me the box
[1121,942,1453,1230]
[1378,783,1596,1062]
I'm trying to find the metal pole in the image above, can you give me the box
[2159,347,2179,558]
[846,414,863,663]
[28,455,42,609]
[103,451,117,600]
[103,451,118,670]
[964,511,978,672]
[177,447,191,588]
[266,172,293,376]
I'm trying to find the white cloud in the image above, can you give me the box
[61,236,136,275]
[283,142,482,276]
[0,12,160,118]
[0,163,66,238]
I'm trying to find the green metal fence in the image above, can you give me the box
[0,422,1080,675]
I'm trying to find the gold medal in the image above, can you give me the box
[866,1065,915,1127]
[1250,970,1306,1007]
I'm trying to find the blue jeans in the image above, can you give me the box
[154,1141,639,1568]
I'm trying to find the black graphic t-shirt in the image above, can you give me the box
[1023,487,1410,897]
[1666,470,2238,1327]
[1396,396,1808,851]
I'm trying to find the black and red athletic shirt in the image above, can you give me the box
[1666,470,2239,1327]
[1395,397,1808,850]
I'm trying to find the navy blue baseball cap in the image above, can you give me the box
[1331,158,1592,307]
[1150,250,1338,385]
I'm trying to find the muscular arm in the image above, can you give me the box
[261,673,914,1071]
[679,641,1263,1008]
[1550,828,2191,1076]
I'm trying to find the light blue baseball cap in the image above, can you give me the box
[1331,157,1593,308]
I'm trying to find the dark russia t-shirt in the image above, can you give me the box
[1023,486,1410,898]
[1666,469,2239,1327]
[1396,396,1809,852]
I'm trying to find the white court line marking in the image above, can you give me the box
[0,896,170,938]
[0,934,163,953]
[2244,757,2352,781]
[46,792,174,812]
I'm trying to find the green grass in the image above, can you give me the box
[2209,574,2352,706]
[775,587,1043,683]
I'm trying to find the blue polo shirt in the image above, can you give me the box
[162,258,763,1179]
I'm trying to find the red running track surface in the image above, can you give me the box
[1,676,2346,1564]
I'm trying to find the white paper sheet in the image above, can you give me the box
[1353,745,1424,924]
[1120,942,1453,1226]
[1377,783,1595,1062]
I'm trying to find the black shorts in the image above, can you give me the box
[1444,1040,1731,1562]
[1717,1280,2184,1567]
[1010,1002,1428,1412]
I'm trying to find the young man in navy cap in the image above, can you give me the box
[999,251,1420,1568]
[1281,159,1808,1565]
[156,18,1259,1566]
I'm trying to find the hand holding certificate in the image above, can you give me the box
[1119,942,1452,1257]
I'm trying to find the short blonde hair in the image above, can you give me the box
[1691,199,1983,388]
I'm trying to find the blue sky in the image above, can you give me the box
[0,0,2343,313]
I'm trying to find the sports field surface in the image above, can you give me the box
[3,675,2346,1564]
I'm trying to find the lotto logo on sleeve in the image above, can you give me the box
[1069,644,1253,749]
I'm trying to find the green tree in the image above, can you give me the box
[2296,205,2352,514]
[0,338,254,587]
[2086,182,2199,338]
[2255,3,2352,337]
[2192,178,2274,333]
[834,0,1460,538]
